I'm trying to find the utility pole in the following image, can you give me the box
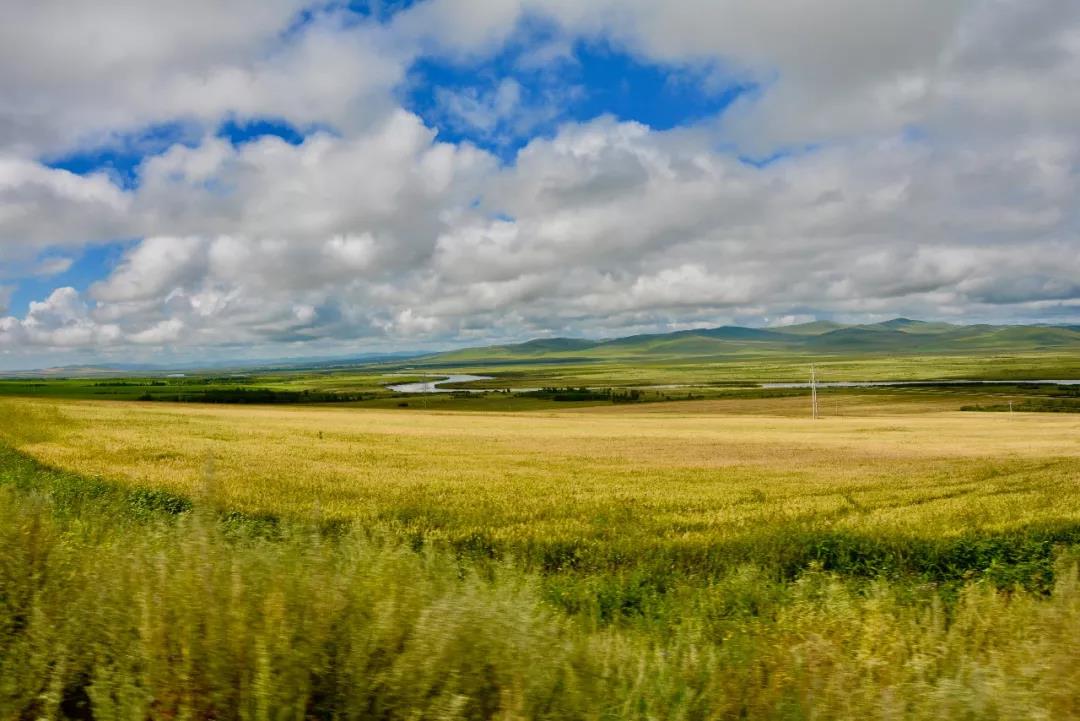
[810,364,819,420]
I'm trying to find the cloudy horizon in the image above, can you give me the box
[2,0,1079,370]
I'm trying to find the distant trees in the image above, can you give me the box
[137,388,369,404]
[519,387,646,403]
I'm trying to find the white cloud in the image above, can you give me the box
[0,2,408,157]
[131,112,494,251]
[92,237,208,303]
[0,287,122,349]
[430,77,580,147]
[436,79,523,134]
[0,158,132,258]
[128,318,186,345]
[1,0,1079,366]
[32,256,74,277]
[400,0,1080,152]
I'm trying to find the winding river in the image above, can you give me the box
[387,376,1080,394]
[386,374,494,393]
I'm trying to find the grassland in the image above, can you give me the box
[4,356,1079,417]
[3,379,1080,718]
[4,449,1079,720]
[405,352,1080,388]
[4,394,1079,534]
[417,319,1080,382]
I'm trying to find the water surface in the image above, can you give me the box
[387,375,494,393]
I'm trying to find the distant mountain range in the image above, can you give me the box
[6,320,1079,377]
[417,319,1080,365]
[1,352,426,378]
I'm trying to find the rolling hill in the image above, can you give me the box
[420,319,1080,364]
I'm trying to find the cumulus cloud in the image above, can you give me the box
[397,0,1074,149]
[0,287,122,349]
[92,236,208,303]
[0,1,408,157]
[0,0,1078,366]
[422,116,1079,331]
[128,318,186,345]
[0,158,132,258]
[131,111,494,251]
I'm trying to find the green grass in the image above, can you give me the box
[964,402,1080,413]
[3,444,1080,720]
[4,361,1080,718]
[5,366,1080,420]
[422,319,1080,365]
[426,353,1080,387]
[0,372,405,402]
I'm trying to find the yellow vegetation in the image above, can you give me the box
[6,397,1080,549]
[4,395,1080,717]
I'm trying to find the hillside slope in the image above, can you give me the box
[420,319,1080,364]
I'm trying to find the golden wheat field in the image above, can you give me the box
[6,395,1080,546]
[4,394,1080,718]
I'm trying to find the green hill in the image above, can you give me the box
[418,319,1080,364]
[872,318,958,334]
[771,320,845,335]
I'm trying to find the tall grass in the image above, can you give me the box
[8,398,1080,596]
[3,445,1080,720]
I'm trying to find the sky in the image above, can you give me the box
[1,0,1079,369]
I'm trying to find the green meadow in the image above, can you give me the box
[2,344,1080,719]
[2,323,1080,718]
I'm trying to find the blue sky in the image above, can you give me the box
[3,243,130,318]
[21,119,310,319]
[12,14,757,318]
[2,0,1078,368]
[404,21,755,160]
[43,118,310,192]
[42,21,751,175]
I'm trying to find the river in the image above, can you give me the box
[386,374,495,393]
[387,376,1080,394]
